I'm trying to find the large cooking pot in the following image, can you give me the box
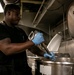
[35,57,74,75]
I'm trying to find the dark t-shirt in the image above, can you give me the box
[0,21,32,75]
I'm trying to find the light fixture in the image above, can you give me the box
[0,3,4,13]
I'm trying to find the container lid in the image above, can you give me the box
[36,58,54,64]
[54,61,74,65]
[55,57,73,62]
[47,32,62,52]
[35,57,74,65]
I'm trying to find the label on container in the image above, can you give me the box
[40,65,51,75]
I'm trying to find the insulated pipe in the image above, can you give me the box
[3,0,20,5]
[21,0,42,4]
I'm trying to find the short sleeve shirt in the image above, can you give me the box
[0,21,29,72]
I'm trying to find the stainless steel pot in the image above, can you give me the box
[35,57,74,75]
[53,62,73,75]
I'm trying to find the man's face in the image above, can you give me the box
[7,9,21,26]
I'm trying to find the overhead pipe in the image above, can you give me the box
[21,0,42,4]
[32,0,55,27]
[32,0,45,25]
[3,0,20,5]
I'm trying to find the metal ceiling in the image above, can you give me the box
[20,0,74,31]
[2,0,74,29]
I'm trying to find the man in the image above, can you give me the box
[0,4,55,75]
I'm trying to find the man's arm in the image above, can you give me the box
[0,38,34,55]
[0,32,44,55]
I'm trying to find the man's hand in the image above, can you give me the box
[32,32,44,45]
[44,52,55,61]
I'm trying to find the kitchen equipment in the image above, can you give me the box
[28,31,51,54]
[35,58,54,75]
[35,57,74,75]
[67,2,74,38]
[41,42,51,54]
[55,53,70,59]
[27,56,42,75]
[47,32,62,52]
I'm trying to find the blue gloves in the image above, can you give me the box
[32,32,44,45]
[44,52,55,61]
